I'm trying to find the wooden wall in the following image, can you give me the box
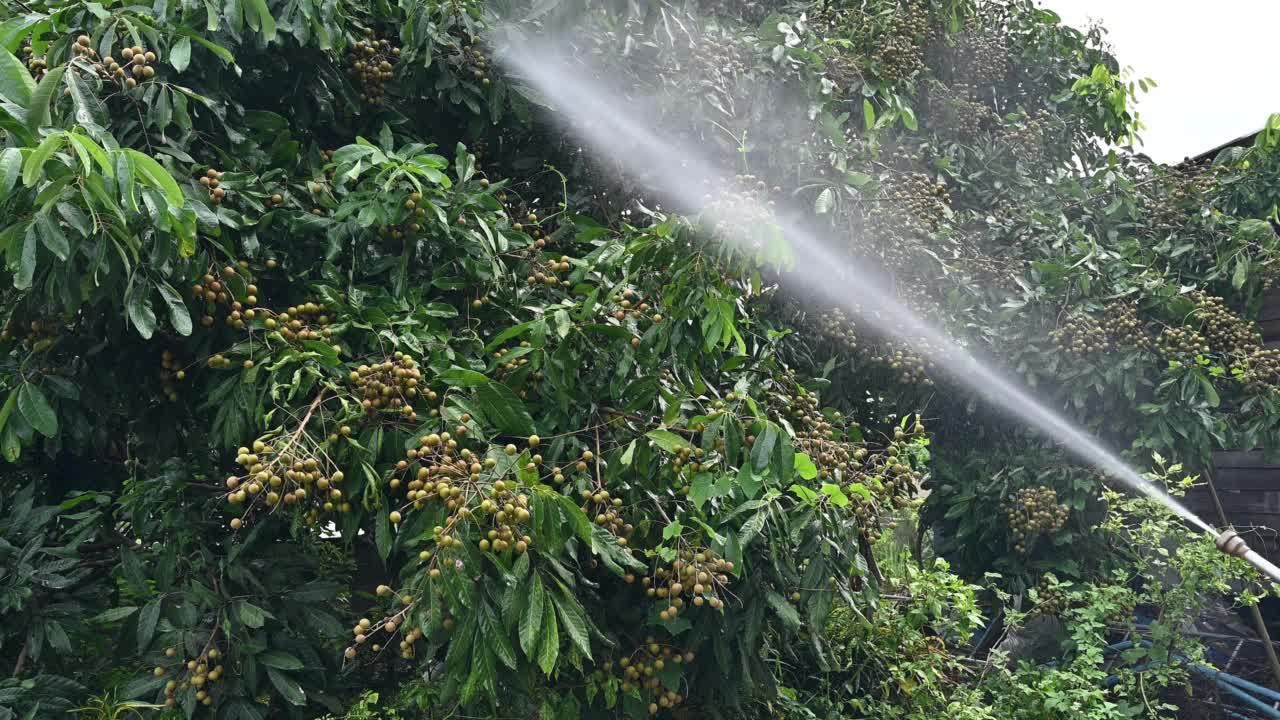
[1188,290,1280,556]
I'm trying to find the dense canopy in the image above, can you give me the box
[2,1,1280,719]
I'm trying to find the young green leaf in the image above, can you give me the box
[17,383,56,438]
[170,37,192,72]
[0,48,35,106]
[25,65,66,130]
[520,576,546,657]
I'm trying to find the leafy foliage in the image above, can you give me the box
[1,0,1277,718]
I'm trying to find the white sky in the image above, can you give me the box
[1044,1,1280,163]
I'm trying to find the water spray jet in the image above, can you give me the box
[494,32,1280,584]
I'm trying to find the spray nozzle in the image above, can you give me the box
[1216,528,1250,558]
[1214,528,1280,583]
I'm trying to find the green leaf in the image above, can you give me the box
[126,279,157,339]
[690,475,714,509]
[22,133,62,187]
[0,48,34,106]
[738,510,768,547]
[1233,255,1249,290]
[244,0,278,41]
[91,606,139,623]
[662,521,684,540]
[765,589,802,629]
[0,392,15,437]
[0,147,20,201]
[863,99,875,130]
[439,367,489,387]
[1200,377,1220,408]
[646,429,690,453]
[258,651,304,670]
[34,211,67,261]
[537,596,559,675]
[375,504,391,561]
[156,282,192,336]
[820,483,849,507]
[266,668,305,705]
[751,423,778,471]
[814,187,834,214]
[520,576,545,658]
[793,453,818,480]
[136,597,161,650]
[15,223,37,289]
[17,383,56,438]
[476,380,535,436]
[553,589,593,660]
[236,601,266,628]
[123,150,184,207]
[180,30,235,65]
[170,37,192,72]
[25,65,65,129]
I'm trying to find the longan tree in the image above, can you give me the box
[1,0,1277,719]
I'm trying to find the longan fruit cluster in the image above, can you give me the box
[1233,347,1280,394]
[269,302,333,344]
[492,341,533,379]
[881,172,950,233]
[69,34,100,63]
[376,192,428,241]
[1190,292,1262,356]
[22,46,49,81]
[768,378,858,481]
[191,263,259,330]
[847,427,925,541]
[824,52,862,91]
[460,40,491,86]
[816,307,858,352]
[701,175,779,249]
[344,595,422,662]
[351,351,425,422]
[932,82,992,137]
[345,29,399,104]
[693,35,749,77]
[525,253,573,289]
[641,548,734,621]
[1002,486,1068,553]
[599,640,694,715]
[0,318,56,348]
[1030,577,1067,617]
[224,436,350,529]
[153,643,225,708]
[198,168,227,206]
[873,341,934,386]
[158,349,187,402]
[1052,302,1148,356]
[870,1,930,85]
[386,433,542,563]
[963,28,1008,86]
[1002,110,1054,166]
[600,287,661,330]
[112,44,158,89]
[1156,326,1210,360]
[580,479,634,544]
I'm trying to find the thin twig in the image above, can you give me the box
[12,639,28,678]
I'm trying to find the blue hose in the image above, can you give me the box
[1100,639,1280,717]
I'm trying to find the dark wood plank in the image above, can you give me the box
[1206,469,1280,491]
[1259,292,1280,322]
[1212,451,1280,468]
